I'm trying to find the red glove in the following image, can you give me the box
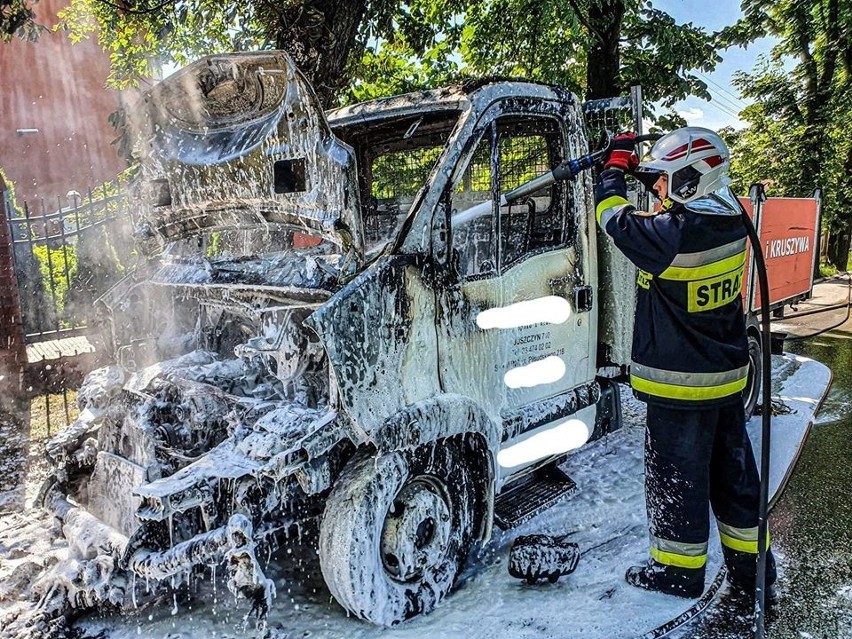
[604,132,639,173]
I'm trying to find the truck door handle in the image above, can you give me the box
[573,285,593,313]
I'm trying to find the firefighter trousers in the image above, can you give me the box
[644,401,775,587]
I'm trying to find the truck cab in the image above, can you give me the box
[324,81,615,481]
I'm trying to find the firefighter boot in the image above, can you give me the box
[625,561,705,598]
[723,546,778,604]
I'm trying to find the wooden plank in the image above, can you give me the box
[26,335,95,364]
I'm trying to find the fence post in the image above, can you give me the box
[0,175,27,396]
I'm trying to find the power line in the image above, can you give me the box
[706,92,744,118]
[691,79,746,117]
[679,93,742,123]
[695,84,745,119]
[695,71,748,109]
[701,98,743,122]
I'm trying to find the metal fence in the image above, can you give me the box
[1,184,137,435]
[582,86,649,210]
[29,383,80,440]
[581,87,643,144]
[4,183,137,345]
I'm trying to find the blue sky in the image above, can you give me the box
[652,0,777,129]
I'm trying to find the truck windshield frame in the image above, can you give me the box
[331,108,464,256]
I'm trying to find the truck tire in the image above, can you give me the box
[318,441,475,626]
[743,318,763,420]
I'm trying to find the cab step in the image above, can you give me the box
[494,464,577,530]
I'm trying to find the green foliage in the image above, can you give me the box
[372,146,443,199]
[620,5,720,107]
[32,243,77,319]
[718,85,810,198]
[819,261,838,278]
[460,0,586,92]
[57,0,269,88]
[346,0,721,119]
[54,0,721,121]
[206,231,222,258]
[720,0,852,256]
[345,26,465,104]
[0,165,21,209]
[1,0,43,41]
[0,169,56,334]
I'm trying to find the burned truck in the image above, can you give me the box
[41,51,642,626]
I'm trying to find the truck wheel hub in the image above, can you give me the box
[381,478,451,582]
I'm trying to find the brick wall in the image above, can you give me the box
[0,176,27,395]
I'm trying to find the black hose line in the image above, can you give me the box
[637,568,728,639]
[783,300,847,320]
[738,206,772,639]
[782,275,852,342]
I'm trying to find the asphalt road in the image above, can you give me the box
[680,274,852,639]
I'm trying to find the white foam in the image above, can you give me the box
[497,418,591,468]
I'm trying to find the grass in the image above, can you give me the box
[820,262,839,278]
[818,251,852,278]
[29,390,78,441]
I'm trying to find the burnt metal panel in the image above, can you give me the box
[128,51,363,258]
[305,255,441,436]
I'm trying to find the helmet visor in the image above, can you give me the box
[634,166,663,193]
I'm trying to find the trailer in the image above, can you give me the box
[738,186,822,415]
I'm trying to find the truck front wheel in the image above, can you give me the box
[743,318,763,419]
[318,442,475,626]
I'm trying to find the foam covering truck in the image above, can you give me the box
[39,51,820,626]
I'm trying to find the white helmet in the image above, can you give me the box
[634,127,730,205]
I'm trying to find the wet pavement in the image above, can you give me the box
[682,276,852,639]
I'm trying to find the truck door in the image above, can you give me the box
[436,107,596,450]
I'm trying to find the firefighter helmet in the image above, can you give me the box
[634,127,730,205]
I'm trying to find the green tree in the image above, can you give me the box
[57,0,405,107]
[55,0,722,117]
[1,0,41,41]
[721,0,852,266]
[346,0,721,116]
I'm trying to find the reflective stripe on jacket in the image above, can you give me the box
[595,169,749,407]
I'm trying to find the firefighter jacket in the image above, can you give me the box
[595,168,749,408]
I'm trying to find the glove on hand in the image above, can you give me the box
[604,132,639,173]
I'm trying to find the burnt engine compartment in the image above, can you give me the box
[47,235,341,542]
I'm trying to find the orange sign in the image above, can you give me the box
[292,231,323,248]
[740,197,819,310]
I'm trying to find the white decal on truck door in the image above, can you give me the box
[497,418,591,468]
[504,355,566,389]
[475,295,571,330]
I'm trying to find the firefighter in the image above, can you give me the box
[595,127,776,600]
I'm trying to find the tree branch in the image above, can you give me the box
[559,0,604,45]
[94,0,175,16]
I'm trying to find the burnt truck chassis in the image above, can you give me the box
[30,50,633,630]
